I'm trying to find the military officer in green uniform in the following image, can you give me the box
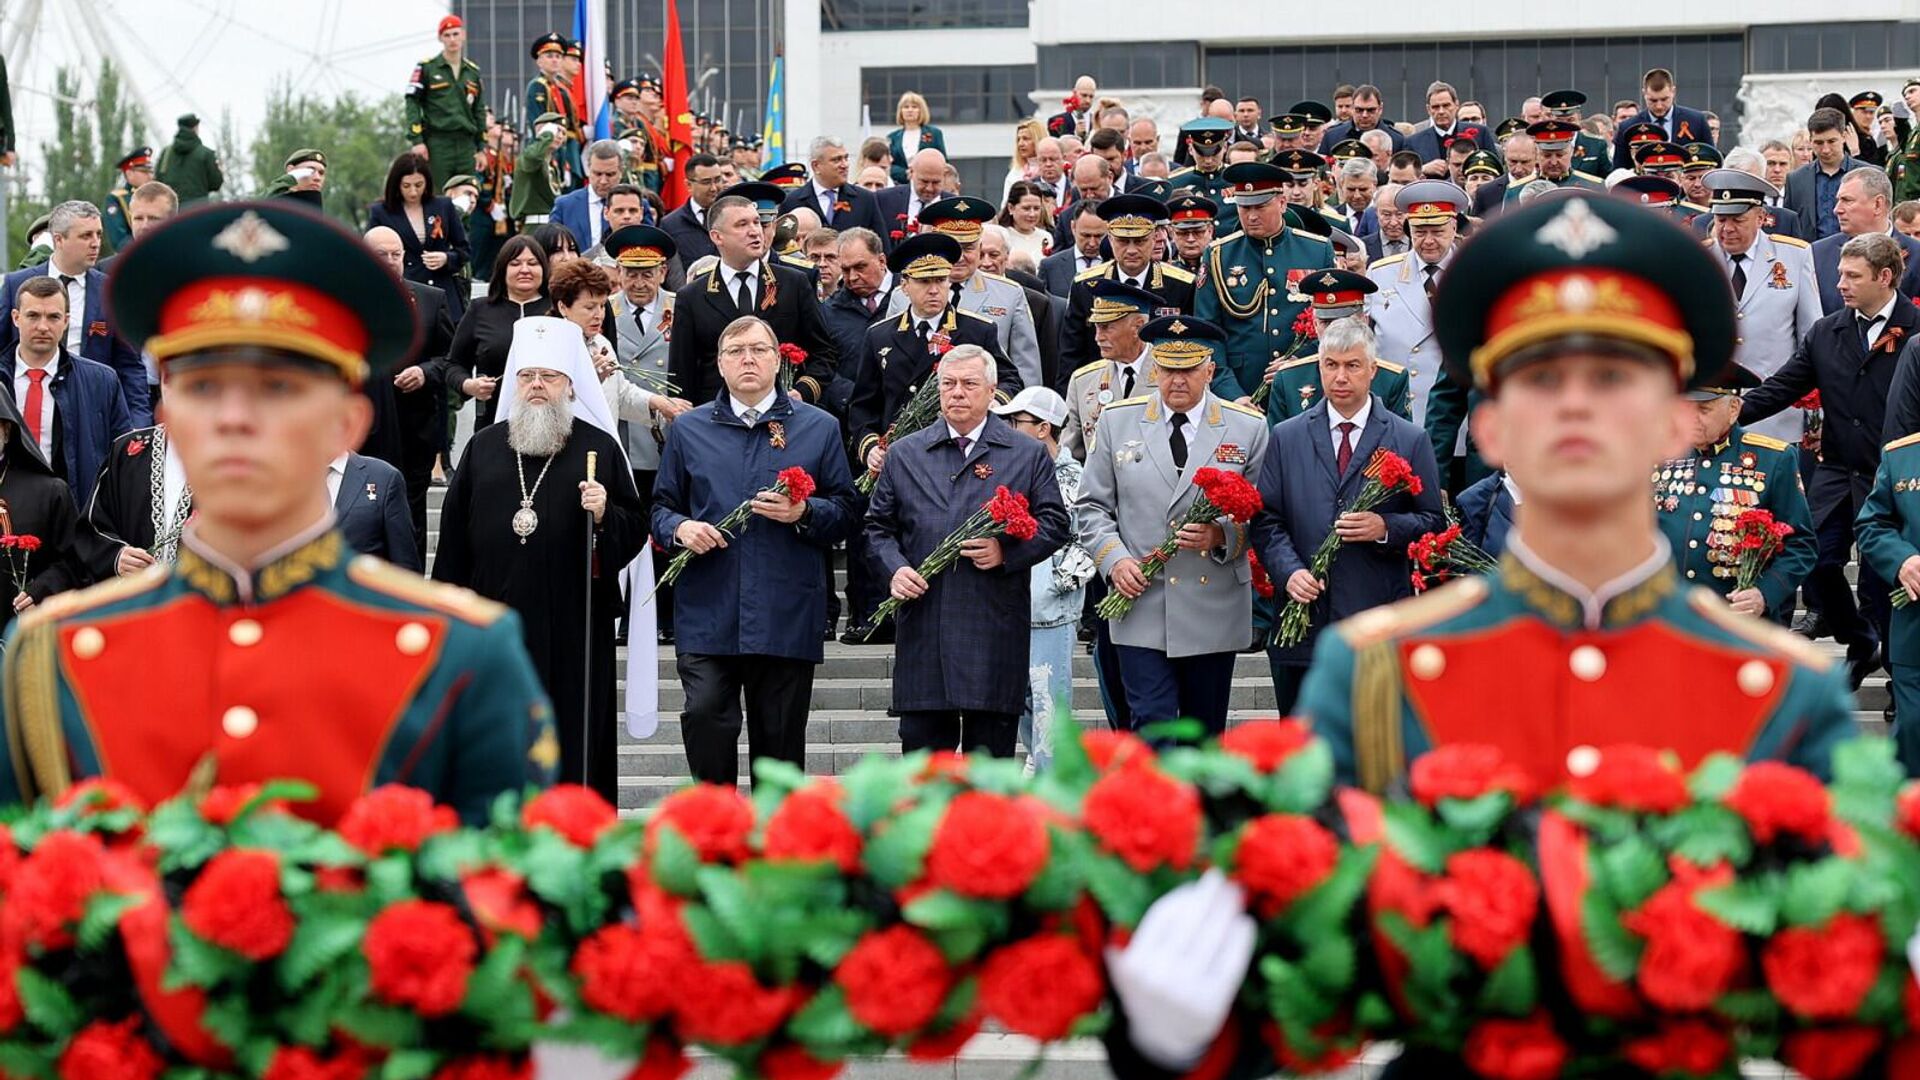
[1510,120,1602,203]
[1541,89,1611,178]
[1264,269,1412,424]
[1196,161,1337,402]
[406,14,487,185]
[512,112,566,231]
[0,200,557,824]
[102,147,153,252]
[15,213,50,271]
[1678,142,1722,213]
[1269,113,1311,154]
[154,113,223,206]
[1164,194,1217,285]
[1168,118,1238,236]
[1655,368,1817,621]
[1856,427,1920,769]
[525,33,582,192]
[1890,78,1920,202]
[263,148,328,207]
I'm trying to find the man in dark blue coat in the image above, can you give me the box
[2,275,132,509]
[819,227,892,419]
[1,201,150,426]
[330,450,418,571]
[1251,315,1445,713]
[864,344,1069,756]
[653,314,858,786]
[1610,67,1713,171]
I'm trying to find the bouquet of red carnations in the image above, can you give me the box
[0,532,41,598]
[864,486,1040,638]
[655,467,816,598]
[1273,449,1423,647]
[1094,467,1262,621]
[777,342,809,396]
[1730,507,1794,594]
[1248,309,1319,409]
[1408,522,1497,594]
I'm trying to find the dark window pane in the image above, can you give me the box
[821,0,1025,31]
[864,65,1036,127]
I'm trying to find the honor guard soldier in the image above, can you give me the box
[525,33,582,190]
[1063,280,1161,460]
[1297,192,1853,796]
[1541,89,1612,177]
[1195,161,1337,403]
[1699,168,1820,445]
[1517,120,1604,201]
[406,15,487,184]
[1076,316,1270,738]
[512,111,567,230]
[0,202,557,824]
[1060,193,1196,371]
[1168,118,1238,236]
[1164,194,1217,284]
[1655,366,1816,619]
[1264,269,1412,424]
[103,146,154,252]
[1856,428,1920,769]
[887,196,1044,389]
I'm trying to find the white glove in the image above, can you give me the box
[1106,870,1257,1072]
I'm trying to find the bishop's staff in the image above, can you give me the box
[582,449,598,787]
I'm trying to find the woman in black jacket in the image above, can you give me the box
[368,152,473,320]
[447,234,551,429]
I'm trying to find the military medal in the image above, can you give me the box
[1098,389,1114,404]
[513,451,558,544]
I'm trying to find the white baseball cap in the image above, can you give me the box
[991,385,1070,428]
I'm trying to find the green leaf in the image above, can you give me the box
[1435,792,1513,841]
[542,1013,647,1057]
[1689,753,1745,802]
[841,755,910,831]
[1694,878,1779,936]
[903,889,993,932]
[164,916,253,989]
[1022,826,1086,911]
[697,865,766,963]
[1083,853,1155,928]
[1297,936,1356,994]
[1859,964,1907,1025]
[933,975,978,1030]
[336,1003,424,1048]
[1580,890,1642,982]
[145,802,225,873]
[278,967,351,1043]
[928,923,992,965]
[462,935,527,1016]
[1285,845,1377,943]
[235,780,319,822]
[13,966,81,1039]
[0,1043,55,1080]
[76,891,140,952]
[796,909,870,969]
[1651,804,1753,869]
[379,1050,440,1080]
[680,903,748,962]
[861,801,943,891]
[789,985,866,1053]
[1381,801,1450,875]
[1713,988,1781,1026]
[1476,945,1538,1017]
[522,831,588,911]
[1269,740,1336,814]
[1832,737,1904,797]
[1594,834,1668,912]
[1779,857,1856,928]
[649,822,700,897]
[277,910,365,992]
[1046,705,1094,790]
[364,854,415,905]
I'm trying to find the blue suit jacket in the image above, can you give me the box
[1784,158,1868,241]
[1611,106,1713,170]
[1039,249,1081,298]
[0,265,150,427]
[1405,123,1495,163]
[334,452,420,572]
[659,201,717,266]
[0,344,131,509]
[1810,229,1920,315]
[549,187,607,252]
[1316,120,1406,155]
[1250,397,1447,662]
[780,182,889,238]
[1455,470,1517,558]
[872,186,958,251]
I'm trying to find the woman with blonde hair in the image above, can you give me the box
[886,92,946,184]
[1002,118,1045,199]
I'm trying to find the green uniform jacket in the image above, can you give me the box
[1655,427,1816,615]
[1264,353,1412,425]
[1892,127,1920,203]
[155,127,224,204]
[1296,548,1854,794]
[1503,170,1603,203]
[1195,227,1336,401]
[0,529,555,825]
[511,130,562,220]
[1573,132,1611,178]
[406,54,486,153]
[1423,377,1490,490]
[102,185,134,251]
[1857,433,1920,663]
[1167,165,1239,236]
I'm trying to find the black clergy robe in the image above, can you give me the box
[431,420,646,805]
[0,392,82,629]
[75,425,174,584]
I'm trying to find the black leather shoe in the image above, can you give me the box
[657,627,675,646]
[1792,612,1830,640]
[1848,641,1885,692]
[841,621,893,645]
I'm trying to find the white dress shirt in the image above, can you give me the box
[12,353,58,459]
[721,260,763,308]
[1327,395,1371,456]
[730,388,778,423]
[326,453,348,506]
[945,417,988,459]
[587,190,605,247]
[161,441,187,531]
[813,181,839,221]
[1862,292,1900,350]
[50,263,86,354]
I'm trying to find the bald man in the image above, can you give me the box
[364,225,456,543]
[877,148,955,250]
[1054,154,1117,248]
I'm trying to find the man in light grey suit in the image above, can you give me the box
[1701,170,1821,446]
[887,197,1043,390]
[606,226,692,494]
[1076,315,1270,739]
[329,451,419,572]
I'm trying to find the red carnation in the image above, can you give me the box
[1408,744,1534,808]
[0,823,19,894]
[1460,1013,1568,1080]
[57,1017,164,1080]
[1081,730,1152,772]
[198,783,284,825]
[1621,868,1744,1011]
[978,935,1104,1041]
[925,791,1049,899]
[776,466,817,504]
[1781,1027,1883,1080]
[523,784,618,847]
[763,785,862,872]
[462,868,543,942]
[779,342,808,367]
[264,1046,374,1080]
[1725,761,1831,845]
[430,1055,533,1080]
[1896,783,1920,839]
[1247,549,1275,598]
[627,1037,691,1080]
[363,899,478,1017]
[1435,848,1538,971]
[1234,814,1339,918]
[1083,767,1200,874]
[2,830,108,951]
[574,921,697,1022]
[835,926,952,1036]
[1220,718,1314,773]
[339,785,458,856]
[1568,745,1690,814]
[0,948,23,1035]
[1192,467,1263,522]
[1763,912,1884,1020]
[762,1044,843,1080]
[986,486,1040,541]
[671,959,794,1044]
[1622,1019,1733,1077]
[54,778,145,816]
[182,849,297,961]
[1369,450,1419,495]
[647,783,755,864]
[1794,389,1822,411]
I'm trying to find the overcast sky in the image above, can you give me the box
[6,0,451,155]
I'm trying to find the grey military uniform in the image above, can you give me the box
[887,270,1041,389]
[1062,350,1153,462]
[1707,231,1821,445]
[612,292,675,471]
[1076,392,1270,657]
[1365,252,1450,427]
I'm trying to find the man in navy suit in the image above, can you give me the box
[550,139,623,253]
[0,201,149,427]
[873,149,954,251]
[1404,81,1495,164]
[1786,108,1868,242]
[1251,315,1445,713]
[780,136,887,240]
[659,153,725,267]
[1610,67,1712,171]
[1809,168,1920,314]
[1040,203,1107,297]
[329,450,419,571]
[2,276,133,509]
[1315,85,1406,156]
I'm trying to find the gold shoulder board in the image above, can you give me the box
[348,556,508,627]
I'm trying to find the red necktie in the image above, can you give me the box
[1336,421,1356,474]
[23,369,46,453]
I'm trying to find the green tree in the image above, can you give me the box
[249,82,407,228]
[37,59,147,209]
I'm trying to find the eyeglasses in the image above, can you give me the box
[689,175,725,187]
[516,369,567,384]
[718,344,778,360]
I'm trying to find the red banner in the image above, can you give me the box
[661,0,693,209]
